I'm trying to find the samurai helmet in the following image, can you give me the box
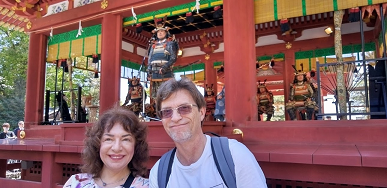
[205,84,214,93]
[129,76,140,85]
[292,64,306,76]
[258,79,267,88]
[152,15,170,34]
[295,70,306,76]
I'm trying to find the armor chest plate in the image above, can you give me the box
[294,84,309,96]
[259,93,270,100]
[130,86,142,99]
[152,43,166,55]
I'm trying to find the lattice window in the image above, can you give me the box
[62,163,81,178]
[29,161,42,175]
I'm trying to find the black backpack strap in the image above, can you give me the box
[211,137,237,188]
[157,147,176,188]
[122,173,135,188]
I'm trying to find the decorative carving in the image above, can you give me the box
[285,42,292,49]
[74,0,102,8]
[205,54,210,60]
[45,1,69,17]
[101,0,108,9]
[8,0,51,18]
[26,21,32,29]
[200,31,207,39]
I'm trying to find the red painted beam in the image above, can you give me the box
[260,162,387,187]
[0,178,41,188]
[122,50,144,63]
[179,37,223,49]
[256,30,375,56]
[174,52,224,67]
[0,150,43,161]
[176,26,224,38]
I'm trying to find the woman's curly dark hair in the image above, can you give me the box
[81,106,149,178]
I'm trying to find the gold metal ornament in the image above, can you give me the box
[232,128,243,135]
[19,130,26,139]
[101,0,108,9]
[285,42,292,49]
[200,31,206,39]
[205,54,210,60]
[26,21,32,29]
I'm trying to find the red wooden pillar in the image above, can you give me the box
[41,152,62,187]
[205,60,217,94]
[24,33,47,128]
[100,14,122,114]
[283,50,295,120]
[223,0,256,126]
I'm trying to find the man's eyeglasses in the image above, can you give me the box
[159,104,198,119]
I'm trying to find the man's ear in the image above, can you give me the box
[200,107,206,121]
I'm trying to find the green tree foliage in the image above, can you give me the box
[0,27,29,129]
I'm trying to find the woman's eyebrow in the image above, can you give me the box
[122,133,132,137]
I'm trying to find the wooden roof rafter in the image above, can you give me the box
[176,26,223,48]
[122,27,152,48]
[0,7,28,31]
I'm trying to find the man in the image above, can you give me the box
[13,121,24,137]
[257,80,275,121]
[214,86,226,121]
[122,76,144,116]
[285,71,316,120]
[306,69,319,120]
[0,123,16,139]
[149,78,267,187]
[204,84,216,121]
[56,91,72,121]
[147,16,178,99]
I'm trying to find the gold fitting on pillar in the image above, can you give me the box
[232,128,243,136]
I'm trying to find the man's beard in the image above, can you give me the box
[168,130,192,143]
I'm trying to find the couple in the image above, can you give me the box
[64,78,266,188]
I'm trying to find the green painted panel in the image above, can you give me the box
[213,61,223,67]
[173,63,205,72]
[122,60,141,70]
[257,53,285,61]
[296,42,375,59]
[48,25,102,45]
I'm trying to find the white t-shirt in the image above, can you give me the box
[149,135,267,188]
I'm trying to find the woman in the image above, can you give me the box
[64,106,149,188]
